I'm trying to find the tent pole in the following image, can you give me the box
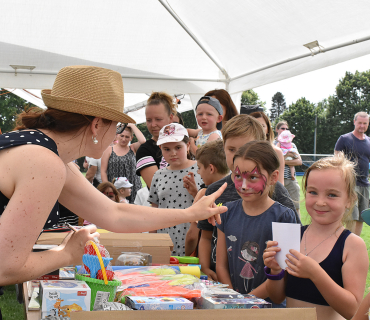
[158,0,230,84]
[231,34,370,81]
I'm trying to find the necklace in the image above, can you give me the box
[304,225,341,256]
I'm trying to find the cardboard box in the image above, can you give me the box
[39,280,91,317]
[194,294,271,309]
[37,232,173,264]
[70,308,317,319]
[126,296,193,310]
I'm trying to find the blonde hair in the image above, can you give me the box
[147,92,178,116]
[302,152,357,226]
[221,114,266,143]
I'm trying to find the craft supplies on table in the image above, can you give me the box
[125,296,193,310]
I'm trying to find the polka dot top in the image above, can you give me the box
[0,129,61,230]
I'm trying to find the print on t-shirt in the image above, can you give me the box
[239,241,259,293]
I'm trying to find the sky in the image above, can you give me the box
[254,54,370,111]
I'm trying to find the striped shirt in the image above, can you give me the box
[136,139,167,175]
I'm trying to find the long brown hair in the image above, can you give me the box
[205,89,238,123]
[97,182,120,203]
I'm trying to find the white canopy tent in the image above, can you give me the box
[1,1,370,123]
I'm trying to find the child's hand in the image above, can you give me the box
[183,172,198,198]
[203,268,218,282]
[285,249,320,279]
[263,241,282,273]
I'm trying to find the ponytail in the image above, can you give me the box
[147,92,178,116]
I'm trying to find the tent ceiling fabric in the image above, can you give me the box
[1,0,370,97]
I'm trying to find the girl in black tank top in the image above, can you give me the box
[263,154,368,320]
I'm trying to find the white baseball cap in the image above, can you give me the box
[157,123,189,146]
[114,177,133,189]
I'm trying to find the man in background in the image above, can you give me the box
[335,111,370,236]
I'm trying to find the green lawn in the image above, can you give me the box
[0,285,24,320]
[2,177,370,319]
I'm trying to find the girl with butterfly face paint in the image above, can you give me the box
[216,141,298,297]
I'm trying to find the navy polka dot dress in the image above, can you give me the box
[0,129,60,230]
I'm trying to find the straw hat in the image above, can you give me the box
[41,65,135,124]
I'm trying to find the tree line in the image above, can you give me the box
[242,70,370,155]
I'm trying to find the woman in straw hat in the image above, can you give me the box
[0,66,226,286]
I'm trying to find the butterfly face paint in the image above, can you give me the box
[234,165,267,195]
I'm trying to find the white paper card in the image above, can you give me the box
[272,222,301,269]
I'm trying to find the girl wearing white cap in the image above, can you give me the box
[148,123,203,256]
[0,66,227,288]
[113,177,133,204]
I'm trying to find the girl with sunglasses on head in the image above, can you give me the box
[101,122,145,203]
[97,182,120,203]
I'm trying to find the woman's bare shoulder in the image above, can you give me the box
[1,144,65,183]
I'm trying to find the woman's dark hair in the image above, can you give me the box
[173,112,184,125]
[15,107,112,133]
[146,92,178,116]
[233,140,280,176]
[249,111,274,144]
[205,89,238,122]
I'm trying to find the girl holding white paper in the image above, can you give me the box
[263,153,368,320]
[216,141,297,296]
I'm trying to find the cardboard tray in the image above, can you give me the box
[70,308,317,319]
[36,232,174,264]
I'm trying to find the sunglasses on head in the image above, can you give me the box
[104,192,115,198]
[116,123,128,134]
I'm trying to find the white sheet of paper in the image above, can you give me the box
[272,222,301,269]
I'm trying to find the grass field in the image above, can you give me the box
[2,176,370,318]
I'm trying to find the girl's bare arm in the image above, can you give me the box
[286,234,368,319]
[100,146,112,182]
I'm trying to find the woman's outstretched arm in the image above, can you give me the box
[59,162,227,233]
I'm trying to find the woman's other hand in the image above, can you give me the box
[61,224,100,265]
